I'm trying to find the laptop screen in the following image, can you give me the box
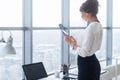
[22,62,48,80]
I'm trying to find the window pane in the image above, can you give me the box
[0,0,22,27]
[0,31,22,80]
[33,30,61,73]
[69,29,106,68]
[113,29,120,57]
[97,0,106,27]
[70,0,106,27]
[113,0,120,27]
[33,0,61,27]
[70,0,86,27]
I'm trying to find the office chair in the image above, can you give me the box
[22,62,48,80]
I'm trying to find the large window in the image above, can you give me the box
[1,0,120,79]
[0,0,22,27]
[33,0,61,27]
[33,30,61,73]
[0,31,22,80]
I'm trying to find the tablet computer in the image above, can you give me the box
[59,24,69,36]
[61,29,69,36]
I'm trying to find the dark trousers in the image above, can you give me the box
[77,54,101,80]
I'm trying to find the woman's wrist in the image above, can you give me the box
[73,45,78,50]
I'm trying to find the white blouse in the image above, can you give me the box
[76,22,103,57]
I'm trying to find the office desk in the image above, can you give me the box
[40,70,77,80]
[40,68,107,80]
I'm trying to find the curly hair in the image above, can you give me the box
[80,0,99,16]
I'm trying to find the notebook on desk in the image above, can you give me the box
[22,62,48,80]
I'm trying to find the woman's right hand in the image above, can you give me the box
[64,35,78,50]
[64,35,71,44]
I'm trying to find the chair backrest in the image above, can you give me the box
[22,62,48,80]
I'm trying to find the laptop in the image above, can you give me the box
[22,62,48,80]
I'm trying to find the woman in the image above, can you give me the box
[64,0,103,80]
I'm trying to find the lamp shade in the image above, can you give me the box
[0,35,16,55]
[1,44,16,54]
